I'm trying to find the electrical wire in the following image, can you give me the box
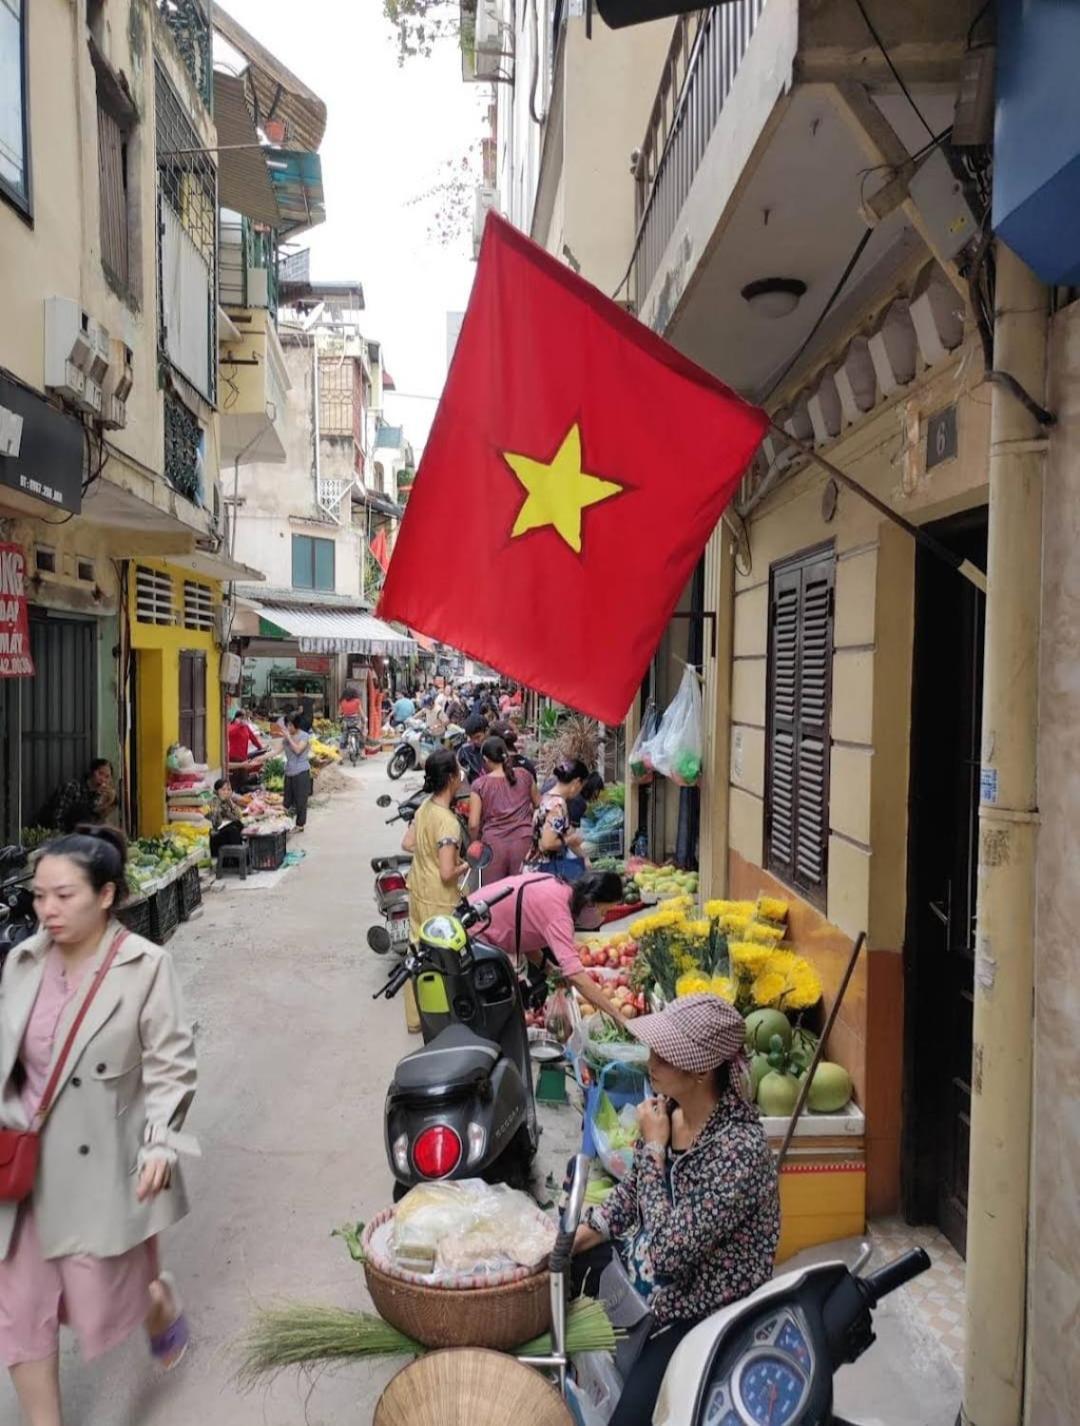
[967,1,993,47]
[762,226,874,404]
[851,0,937,143]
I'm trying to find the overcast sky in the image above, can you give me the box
[220,0,480,454]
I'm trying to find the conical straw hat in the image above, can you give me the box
[374,1348,574,1426]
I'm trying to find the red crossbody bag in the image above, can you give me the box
[0,929,128,1203]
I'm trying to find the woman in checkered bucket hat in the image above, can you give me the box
[570,994,780,1426]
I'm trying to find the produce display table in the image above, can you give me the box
[120,850,205,946]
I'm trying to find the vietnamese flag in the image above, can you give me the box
[369,527,391,574]
[378,212,767,723]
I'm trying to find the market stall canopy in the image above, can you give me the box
[241,600,415,655]
[268,151,325,238]
[409,629,437,654]
[213,5,328,153]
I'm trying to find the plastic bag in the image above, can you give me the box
[628,699,660,784]
[545,985,575,1044]
[591,1093,641,1180]
[650,667,704,786]
[568,1353,623,1426]
[391,1179,556,1278]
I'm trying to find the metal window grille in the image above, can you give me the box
[135,566,175,625]
[319,357,354,436]
[182,580,214,631]
[163,390,202,501]
[155,60,217,402]
[155,0,212,109]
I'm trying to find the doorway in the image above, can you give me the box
[903,507,987,1257]
[179,650,207,763]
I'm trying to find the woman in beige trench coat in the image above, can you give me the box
[0,827,197,1426]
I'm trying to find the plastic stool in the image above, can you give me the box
[217,843,249,880]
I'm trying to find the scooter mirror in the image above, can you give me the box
[375,795,392,808]
[367,925,393,955]
[466,841,493,870]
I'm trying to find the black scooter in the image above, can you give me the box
[369,865,539,1196]
[0,847,36,977]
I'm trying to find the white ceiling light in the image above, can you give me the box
[741,277,807,319]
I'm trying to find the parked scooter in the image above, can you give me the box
[652,1244,932,1426]
[0,847,36,977]
[386,719,466,780]
[368,789,472,956]
[369,858,539,1195]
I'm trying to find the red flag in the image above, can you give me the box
[378,213,766,723]
[369,527,391,574]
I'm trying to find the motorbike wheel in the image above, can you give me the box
[387,748,414,780]
[349,740,360,766]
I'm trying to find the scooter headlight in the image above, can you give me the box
[392,1133,410,1176]
[466,1122,486,1166]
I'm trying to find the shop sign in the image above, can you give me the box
[0,543,35,678]
[0,374,84,513]
[297,655,330,675]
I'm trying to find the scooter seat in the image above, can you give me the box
[393,1024,499,1093]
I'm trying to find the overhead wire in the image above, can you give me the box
[851,0,937,143]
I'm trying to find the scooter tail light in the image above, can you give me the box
[412,1124,462,1179]
[378,873,407,894]
[466,1122,486,1167]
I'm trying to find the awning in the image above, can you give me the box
[213,5,328,152]
[353,487,403,519]
[213,72,281,227]
[242,601,415,655]
[410,629,437,654]
[170,550,266,584]
[268,151,325,238]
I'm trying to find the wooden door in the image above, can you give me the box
[178,650,207,763]
[904,509,987,1257]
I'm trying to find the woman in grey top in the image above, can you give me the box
[282,712,312,831]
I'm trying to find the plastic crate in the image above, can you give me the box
[247,830,287,871]
[150,881,182,945]
[118,897,152,939]
[178,863,202,919]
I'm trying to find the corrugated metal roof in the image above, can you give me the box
[268,151,325,238]
[213,5,328,153]
[213,72,281,227]
[244,601,414,655]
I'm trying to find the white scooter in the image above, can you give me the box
[651,1246,930,1426]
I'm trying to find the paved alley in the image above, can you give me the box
[0,759,417,1426]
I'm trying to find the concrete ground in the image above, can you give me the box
[0,755,961,1426]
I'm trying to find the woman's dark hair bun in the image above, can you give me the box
[42,825,129,909]
[423,747,460,795]
[554,758,590,784]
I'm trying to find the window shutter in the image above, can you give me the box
[766,548,835,901]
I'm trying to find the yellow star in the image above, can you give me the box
[502,424,623,554]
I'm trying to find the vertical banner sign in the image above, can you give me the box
[0,543,35,678]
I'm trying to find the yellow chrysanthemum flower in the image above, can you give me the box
[743,921,785,946]
[751,971,786,1007]
[755,895,790,924]
[729,942,774,977]
[676,972,711,998]
[783,962,822,1010]
[704,899,755,920]
[710,975,735,1002]
[763,950,798,977]
[685,919,711,939]
[715,913,752,938]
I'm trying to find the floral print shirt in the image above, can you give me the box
[587,1083,779,1325]
[527,792,571,862]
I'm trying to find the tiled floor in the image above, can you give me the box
[871,1216,967,1375]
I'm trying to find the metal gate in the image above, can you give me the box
[20,614,99,835]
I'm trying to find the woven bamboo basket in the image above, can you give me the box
[363,1259,551,1350]
[374,1349,573,1426]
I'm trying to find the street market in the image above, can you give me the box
[2,3,1078,1426]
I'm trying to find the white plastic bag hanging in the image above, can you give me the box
[628,698,660,784]
[651,666,704,786]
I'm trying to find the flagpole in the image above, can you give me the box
[766,419,988,593]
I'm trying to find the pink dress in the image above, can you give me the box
[0,951,156,1367]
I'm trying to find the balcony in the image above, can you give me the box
[629,0,974,400]
[156,0,212,108]
[218,308,291,466]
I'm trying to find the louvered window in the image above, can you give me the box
[182,580,213,632]
[765,546,835,903]
[134,566,174,625]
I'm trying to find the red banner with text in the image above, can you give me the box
[0,543,35,678]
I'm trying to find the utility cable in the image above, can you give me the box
[851,0,936,143]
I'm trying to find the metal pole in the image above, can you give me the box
[961,245,1048,1426]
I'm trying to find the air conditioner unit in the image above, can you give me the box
[248,268,270,308]
[472,186,499,259]
[44,297,94,409]
[101,339,133,430]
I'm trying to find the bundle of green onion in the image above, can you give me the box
[235,1297,619,1385]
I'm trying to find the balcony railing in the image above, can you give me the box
[156,0,213,109]
[632,0,768,309]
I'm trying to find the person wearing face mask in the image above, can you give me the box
[570,994,779,1426]
[466,869,627,1025]
[0,827,197,1424]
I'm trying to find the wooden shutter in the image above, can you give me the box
[98,103,129,288]
[765,547,835,901]
[178,651,207,763]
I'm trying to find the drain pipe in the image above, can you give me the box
[961,244,1049,1426]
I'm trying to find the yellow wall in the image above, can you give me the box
[128,559,221,835]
